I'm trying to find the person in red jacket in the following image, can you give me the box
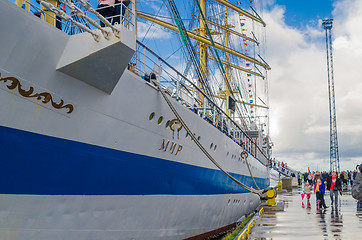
[327,171,342,207]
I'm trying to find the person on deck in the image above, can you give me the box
[114,0,131,25]
[327,171,342,207]
[96,0,117,27]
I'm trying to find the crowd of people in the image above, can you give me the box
[298,164,362,210]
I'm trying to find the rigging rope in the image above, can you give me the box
[153,80,264,198]
[165,0,215,102]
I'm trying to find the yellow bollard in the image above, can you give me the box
[278,181,282,191]
[267,189,277,206]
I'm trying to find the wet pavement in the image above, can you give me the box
[250,187,362,240]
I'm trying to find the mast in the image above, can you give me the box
[224,3,231,110]
[223,2,236,116]
[42,0,59,26]
[15,0,30,11]
[199,0,207,104]
[136,12,270,70]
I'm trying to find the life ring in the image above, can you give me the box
[240,151,248,159]
[169,119,182,132]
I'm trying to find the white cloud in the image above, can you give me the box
[265,0,362,171]
[137,21,172,40]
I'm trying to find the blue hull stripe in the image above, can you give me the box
[0,125,269,195]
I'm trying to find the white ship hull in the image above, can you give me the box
[0,1,270,239]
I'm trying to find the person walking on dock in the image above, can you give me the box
[303,182,312,200]
[307,172,313,186]
[298,172,302,185]
[313,171,322,186]
[327,171,341,207]
[352,164,362,210]
[315,178,328,210]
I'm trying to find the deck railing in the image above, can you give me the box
[133,40,270,165]
[13,0,135,35]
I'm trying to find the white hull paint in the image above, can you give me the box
[0,1,270,239]
[0,194,260,240]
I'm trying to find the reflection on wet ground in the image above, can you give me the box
[250,187,362,239]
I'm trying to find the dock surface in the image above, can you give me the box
[249,187,362,239]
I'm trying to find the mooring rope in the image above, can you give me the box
[154,81,264,197]
[244,158,261,190]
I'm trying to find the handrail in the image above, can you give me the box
[135,40,269,164]
[13,0,135,36]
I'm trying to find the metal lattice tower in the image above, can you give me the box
[322,19,340,173]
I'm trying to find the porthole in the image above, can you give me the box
[197,136,201,141]
[210,143,214,149]
[149,112,155,120]
[165,120,170,128]
[157,116,163,125]
[214,145,217,151]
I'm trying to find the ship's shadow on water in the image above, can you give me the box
[206,186,362,240]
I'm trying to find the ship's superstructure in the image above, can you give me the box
[0,1,271,239]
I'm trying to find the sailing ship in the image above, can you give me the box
[0,0,272,239]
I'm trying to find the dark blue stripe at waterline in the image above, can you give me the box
[0,125,269,195]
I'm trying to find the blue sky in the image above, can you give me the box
[274,0,334,28]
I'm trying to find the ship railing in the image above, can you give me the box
[133,41,270,166]
[88,1,135,31]
[12,0,135,35]
[270,159,298,176]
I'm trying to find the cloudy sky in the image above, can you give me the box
[264,0,362,171]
